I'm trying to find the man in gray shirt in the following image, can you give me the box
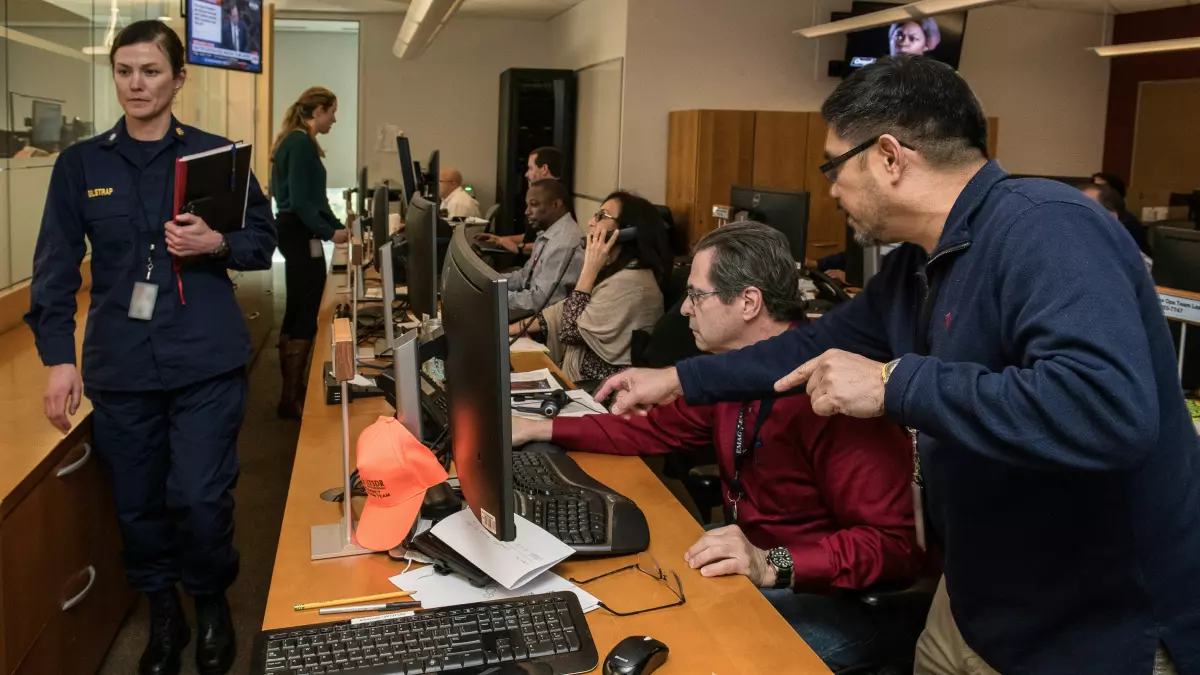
[504,179,583,319]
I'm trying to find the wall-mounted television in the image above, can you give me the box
[843,2,968,72]
[186,0,263,73]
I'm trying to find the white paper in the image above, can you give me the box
[389,565,599,613]
[513,389,606,420]
[509,337,549,354]
[429,510,574,590]
[510,368,561,394]
[349,374,376,388]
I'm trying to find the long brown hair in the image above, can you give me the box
[271,86,336,160]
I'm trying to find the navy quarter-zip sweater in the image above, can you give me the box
[676,161,1200,675]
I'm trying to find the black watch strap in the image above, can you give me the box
[768,547,794,589]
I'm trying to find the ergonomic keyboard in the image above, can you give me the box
[513,444,650,557]
[251,592,597,675]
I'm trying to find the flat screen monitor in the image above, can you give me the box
[30,100,62,149]
[442,226,516,541]
[1153,226,1200,293]
[371,185,390,272]
[397,136,417,204]
[843,2,968,71]
[186,0,264,73]
[405,195,439,320]
[425,150,441,215]
[729,186,810,261]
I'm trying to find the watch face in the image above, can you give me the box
[769,547,793,570]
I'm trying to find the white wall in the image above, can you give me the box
[547,0,626,71]
[274,26,360,189]
[358,15,552,209]
[617,0,1111,203]
[958,5,1110,177]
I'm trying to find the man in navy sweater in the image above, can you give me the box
[597,56,1199,675]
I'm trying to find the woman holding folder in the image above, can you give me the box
[25,20,276,675]
[270,86,350,419]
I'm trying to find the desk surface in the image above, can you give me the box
[263,277,830,674]
[0,292,92,514]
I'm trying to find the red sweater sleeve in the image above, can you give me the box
[790,416,924,592]
[551,398,716,457]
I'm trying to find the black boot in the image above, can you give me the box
[139,588,189,675]
[195,593,236,675]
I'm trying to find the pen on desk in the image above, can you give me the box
[318,601,422,615]
[294,590,413,611]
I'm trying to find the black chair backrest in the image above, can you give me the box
[632,296,705,368]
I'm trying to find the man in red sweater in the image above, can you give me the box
[512,222,925,672]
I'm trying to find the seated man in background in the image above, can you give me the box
[503,179,583,320]
[477,146,565,256]
[511,221,926,673]
[1081,182,1153,269]
[438,167,481,220]
[1092,171,1150,256]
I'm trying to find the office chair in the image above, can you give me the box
[835,576,938,675]
[483,203,501,233]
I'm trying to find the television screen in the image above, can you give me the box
[186,0,263,73]
[843,2,968,71]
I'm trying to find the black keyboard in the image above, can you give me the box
[251,592,597,675]
[513,445,650,557]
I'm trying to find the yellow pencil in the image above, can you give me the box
[294,590,413,611]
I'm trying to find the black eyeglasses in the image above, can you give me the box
[568,554,685,617]
[818,135,915,183]
[683,285,723,308]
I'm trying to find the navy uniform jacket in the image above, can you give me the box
[676,161,1200,674]
[26,117,276,392]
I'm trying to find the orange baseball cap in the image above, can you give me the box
[355,416,449,551]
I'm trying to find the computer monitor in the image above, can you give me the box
[405,195,439,320]
[31,100,62,149]
[397,136,417,204]
[441,226,516,541]
[357,167,369,217]
[1153,226,1200,293]
[371,185,390,272]
[426,150,441,213]
[729,186,810,261]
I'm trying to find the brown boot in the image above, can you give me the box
[277,339,311,419]
[276,332,290,382]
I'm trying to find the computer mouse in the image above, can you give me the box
[603,636,669,675]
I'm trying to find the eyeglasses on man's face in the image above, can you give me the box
[568,554,685,617]
[683,285,723,308]
[819,134,915,183]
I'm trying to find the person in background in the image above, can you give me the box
[270,86,350,419]
[1080,182,1152,269]
[438,167,481,219]
[889,19,940,57]
[504,179,583,320]
[511,191,672,383]
[477,146,564,256]
[1092,171,1151,256]
[512,221,925,672]
[597,56,1197,675]
[26,20,276,675]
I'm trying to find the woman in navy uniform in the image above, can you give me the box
[25,21,275,675]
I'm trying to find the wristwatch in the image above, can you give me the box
[210,235,230,259]
[882,357,902,385]
[766,547,794,589]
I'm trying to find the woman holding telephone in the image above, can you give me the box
[270,86,351,418]
[511,191,673,383]
[26,20,275,675]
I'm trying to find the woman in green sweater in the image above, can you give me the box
[270,86,349,418]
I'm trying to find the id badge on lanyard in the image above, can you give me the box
[129,244,158,321]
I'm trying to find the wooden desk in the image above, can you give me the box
[264,278,831,674]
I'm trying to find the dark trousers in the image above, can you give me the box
[89,368,246,596]
[278,212,328,340]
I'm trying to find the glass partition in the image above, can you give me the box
[0,0,164,289]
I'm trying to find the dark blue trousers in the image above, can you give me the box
[88,368,246,596]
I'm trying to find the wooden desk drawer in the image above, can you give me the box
[1,427,133,673]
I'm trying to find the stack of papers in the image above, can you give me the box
[431,510,572,590]
[509,337,549,353]
[513,390,606,420]
[389,566,600,614]
[510,368,560,393]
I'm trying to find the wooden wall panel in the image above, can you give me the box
[803,115,845,261]
[666,110,699,254]
[692,110,755,249]
[751,111,809,192]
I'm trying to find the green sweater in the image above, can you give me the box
[271,130,343,240]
